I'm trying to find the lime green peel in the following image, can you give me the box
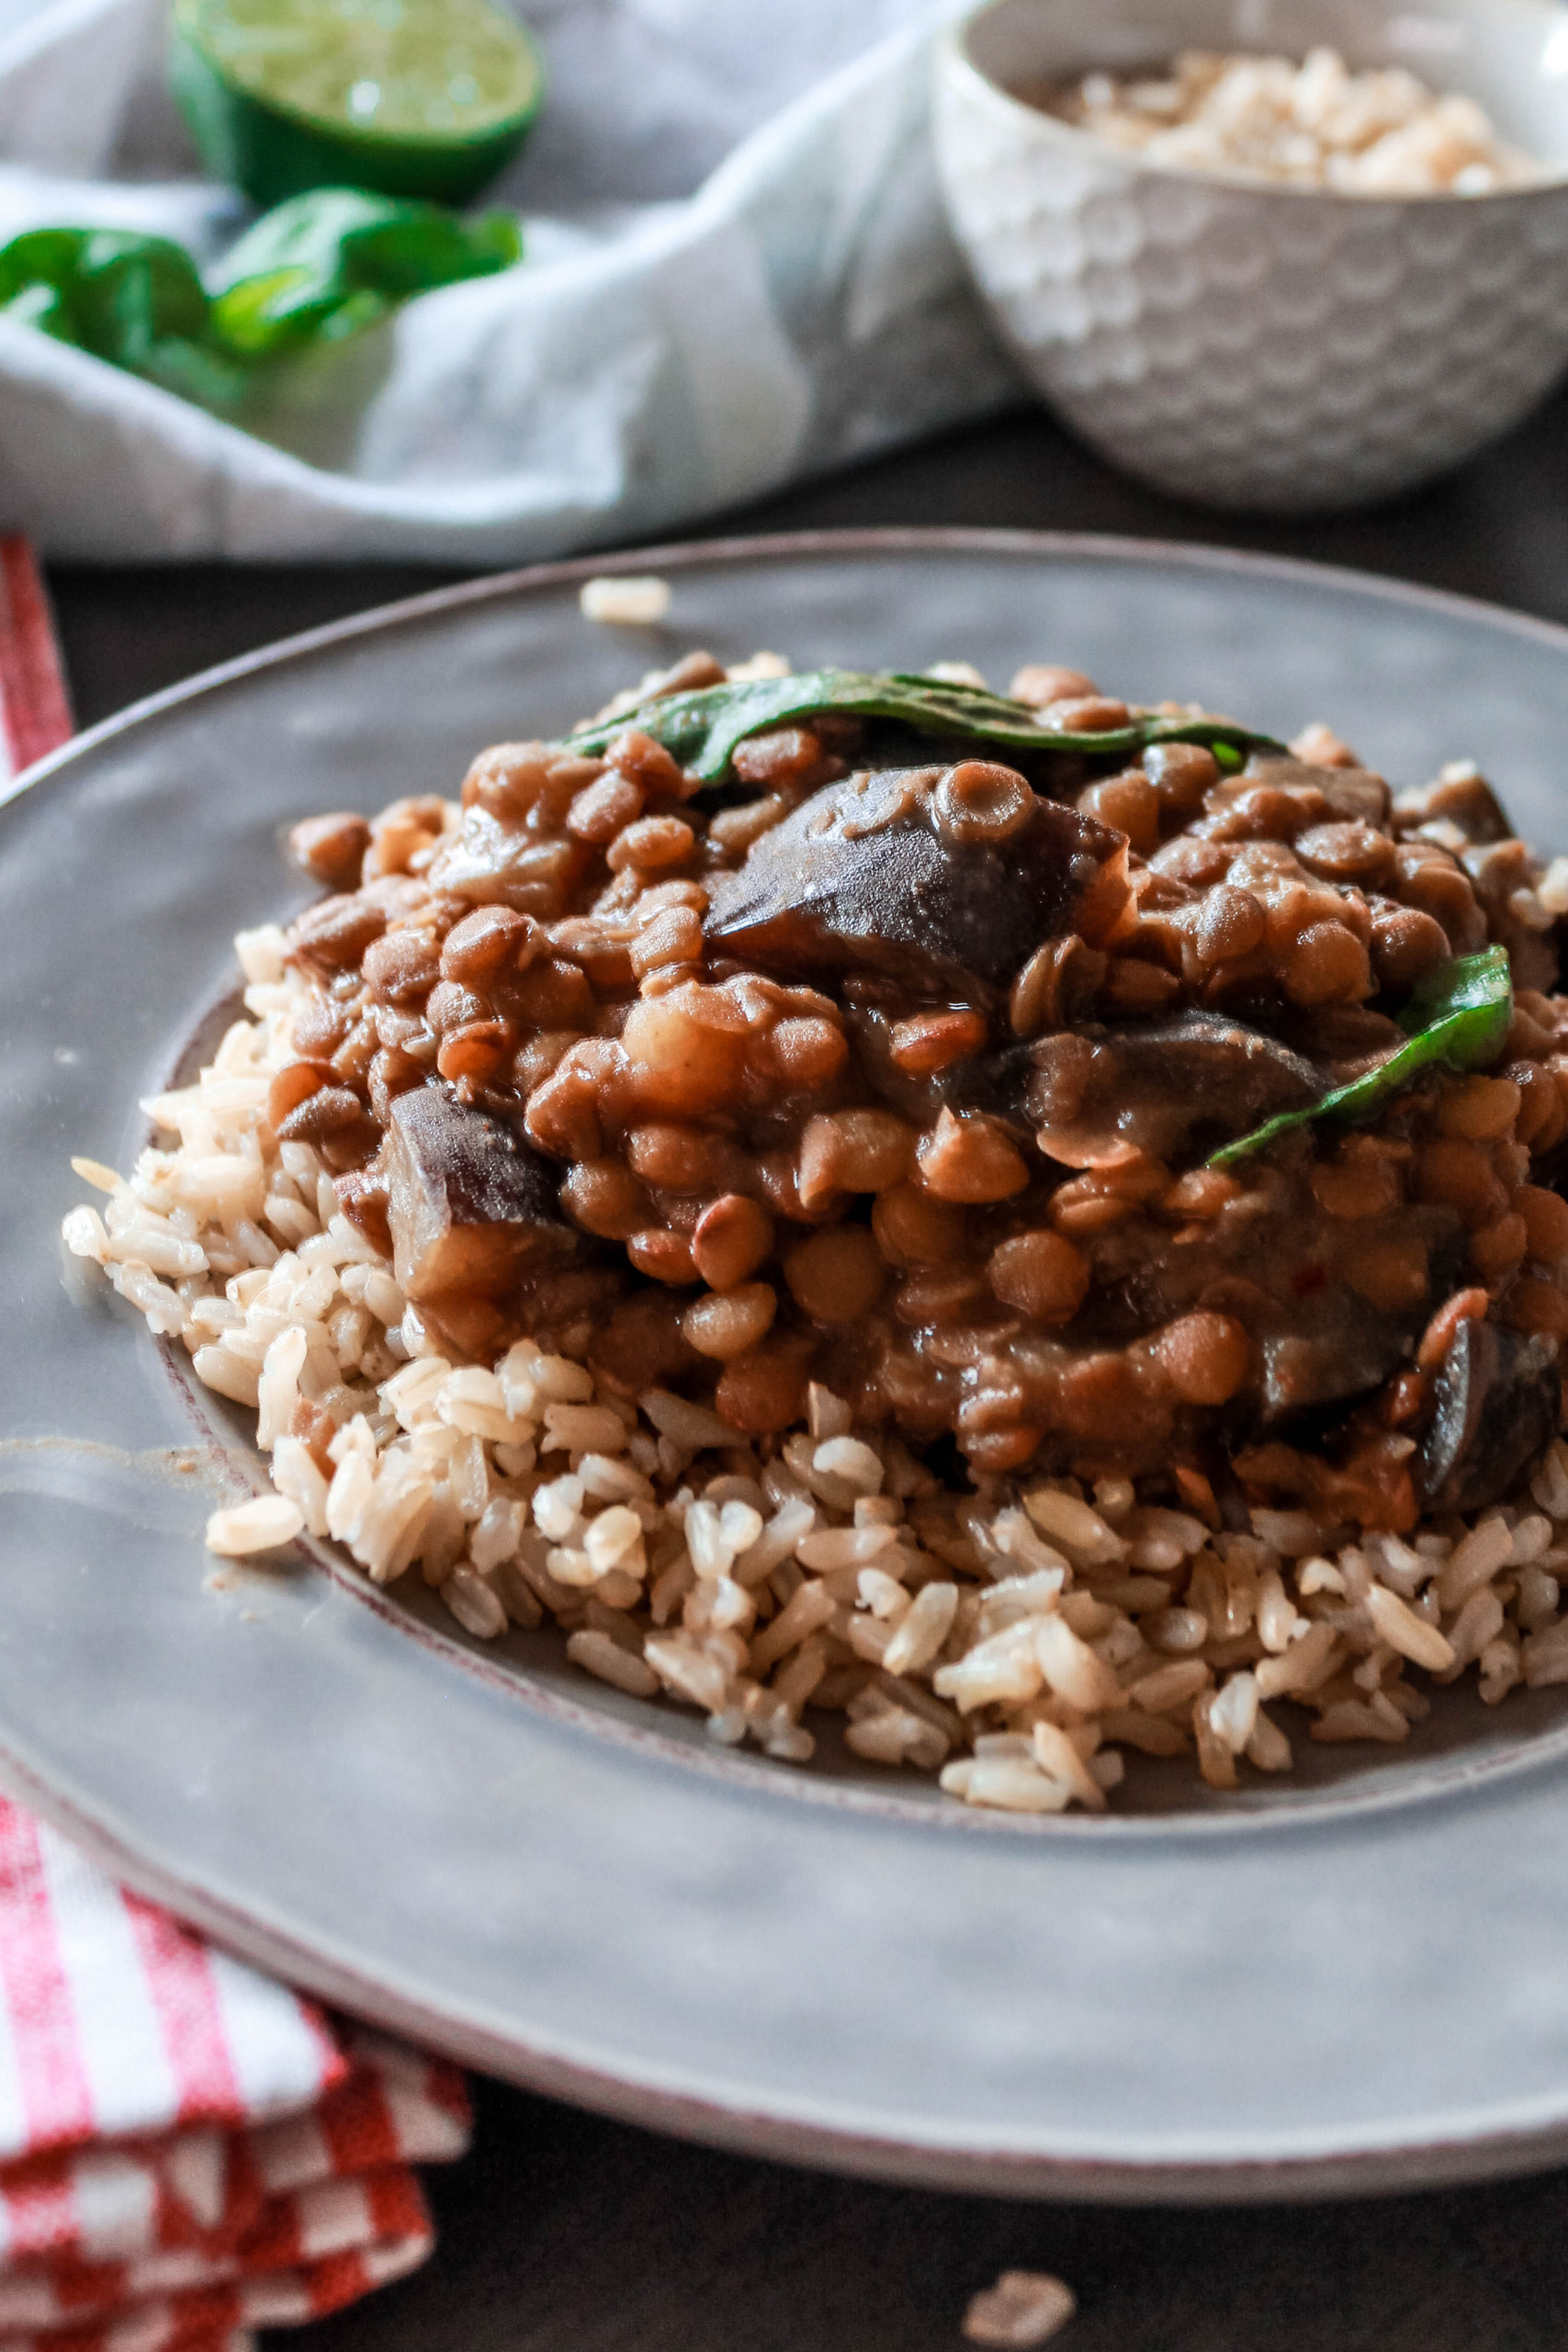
[171,0,545,208]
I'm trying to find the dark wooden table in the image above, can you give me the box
[45,393,1568,2352]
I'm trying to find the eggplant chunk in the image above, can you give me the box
[704,764,1125,995]
[383,1084,578,1303]
[1026,1013,1321,1165]
[1417,1318,1561,1515]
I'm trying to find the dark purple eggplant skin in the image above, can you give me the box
[383,1085,578,1303]
[1416,1318,1562,1515]
[1022,1013,1323,1164]
[846,1009,1325,1152]
[703,765,1122,998]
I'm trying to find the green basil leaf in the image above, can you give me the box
[1208,946,1514,1169]
[562,667,1281,780]
[0,192,523,396]
[208,189,521,358]
[0,227,208,372]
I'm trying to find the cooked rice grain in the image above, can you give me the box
[579,575,671,626]
[206,1494,306,1556]
[963,2270,1077,2347]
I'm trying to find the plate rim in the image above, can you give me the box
[9,1735,1568,2208]
[18,526,1568,2207]
[23,523,1568,807]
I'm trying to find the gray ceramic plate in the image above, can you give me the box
[11,530,1568,2205]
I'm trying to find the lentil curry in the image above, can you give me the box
[285,654,1568,1522]
[63,646,1568,1808]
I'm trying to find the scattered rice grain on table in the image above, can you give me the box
[579,575,672,626]
[963,2270,1077,2347]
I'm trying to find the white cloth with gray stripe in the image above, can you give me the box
[0,0,1020,560]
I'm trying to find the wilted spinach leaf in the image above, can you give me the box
[0,190,522,404]
[563,667,1281,778]
[208,188,521,356]
[1209,946,1514,1169]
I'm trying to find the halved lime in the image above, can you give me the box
[170,0,545,209]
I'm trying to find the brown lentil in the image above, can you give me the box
[917,1112,1030,1204]
[889,1010,989,1075]
[692,1194,775,1290]
[288,811,371,890]
[1010,662,1097,707]
[871,1183,969,1267]
[765,1017,849,1088]
[605,728,685,798]
[730,727,833,787]
[682,1283,778,1360]
[1438,1074,1522,1141]
[932,762,1038,844]
[1154,1312,1252,1405]
[1009,936,1106,1035]
[798,1110,915,1207]
[987,1231,1089,1323]
[1078,771,1160,855]
[609,815,695,874]
[1519,1184,1568,1264]
[784,1226,887,1324]
[568,771,644,843]
[440,905,539,987]
[1370,902,1452,989]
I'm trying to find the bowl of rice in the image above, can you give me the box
[933,0,1568,512]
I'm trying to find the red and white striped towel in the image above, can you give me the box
[0,546,472,2352]
[0,538,72,783]
[0,1800,470,2352]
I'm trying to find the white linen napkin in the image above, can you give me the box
[0,0,1021,561]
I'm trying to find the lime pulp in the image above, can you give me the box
[171,0,545,208]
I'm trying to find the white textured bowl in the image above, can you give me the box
[934,0,1568,512]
